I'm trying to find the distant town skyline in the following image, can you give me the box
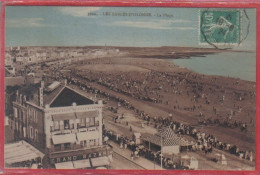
[5,6,256,50]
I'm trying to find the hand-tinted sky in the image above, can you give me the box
[5,6,256,50]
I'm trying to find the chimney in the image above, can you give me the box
[38,87,43,107]
[16,90,19,102]
[38,81,44,107]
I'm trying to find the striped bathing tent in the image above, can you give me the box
[143,127,193,154]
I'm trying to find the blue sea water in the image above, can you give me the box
[171,52,256,82]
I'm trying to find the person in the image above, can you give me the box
[131,152,134,161]
[250,152,253,162]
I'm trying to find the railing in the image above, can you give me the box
[51,126,99,134]
[47,144,111,154]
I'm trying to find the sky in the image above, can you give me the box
[5,6,256,50]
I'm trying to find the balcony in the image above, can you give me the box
[48,144,112,155]
[48,141,108,153]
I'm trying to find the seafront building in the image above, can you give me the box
[6,80,113,169]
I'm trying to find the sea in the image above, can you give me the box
[171,52,256,82]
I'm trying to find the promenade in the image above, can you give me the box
[109,141,165,170]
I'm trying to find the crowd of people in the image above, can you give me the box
[57,71,255,162]
[46,66,255,164]
[72,68,254,132]
[197,117,248,132]
[103,129,190,169]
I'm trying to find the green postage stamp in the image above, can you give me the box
[199,9,241,45]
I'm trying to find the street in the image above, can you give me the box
[110,152,145,169]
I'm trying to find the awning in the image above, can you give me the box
[52,134,76,144]
[73,159,91,169]
[5,152,39,164]
[52,113,76,121]
[55,161,74,169]
[4,141,44,165]
[91,157,110,167]
[76,131,99,141]
[76,111,97,119]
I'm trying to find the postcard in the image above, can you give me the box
[1,3,258,173]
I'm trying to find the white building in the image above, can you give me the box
[8,80,113,169]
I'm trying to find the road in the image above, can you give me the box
[109,152,145,169]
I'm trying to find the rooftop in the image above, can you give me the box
[49,86,94,107]
[17,81,94,108]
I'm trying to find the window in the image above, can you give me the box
[21,111,23,121]
[89,117,95,126]
[30,127,34,139]
[17,110,20,119]
[60,121,64,130]
[69,120,74,129]
[15,122,18,130]
[23,127,26,137]
[78,118,86,128]
[29,108,33,121]
[80,141,84,147]
[19,125,22,134]
[89,139,95,146]
[54,121,60,131]
[14,108,17,118]
[35,129,38,141]
[64,120,70,129]
[54,144,61,151]
[34,111,37,123]
[64,143,71,150]
[80,140,87,147]
[33,110,36,122]
[86,117,90,126]
[10,121,13,129]
[95,117,99,126]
